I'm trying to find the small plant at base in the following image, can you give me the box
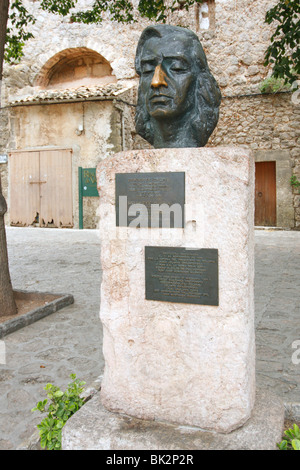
[278,424,300,450]
[32,373,86,450]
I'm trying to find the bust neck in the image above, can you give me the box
[150,112,198,149]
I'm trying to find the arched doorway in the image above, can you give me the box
[35,47,117,90]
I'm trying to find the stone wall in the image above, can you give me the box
[209,92,300,228]
[1,0,299,228]
[210,93,299,153]
[165,0,279,97]
[128,90,300,228]
[0,108,12,225]
[1,0,279,103]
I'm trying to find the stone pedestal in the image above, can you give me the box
[62,388,284,450]
[97,147,256,433]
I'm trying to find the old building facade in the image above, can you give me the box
[0,0,299,229]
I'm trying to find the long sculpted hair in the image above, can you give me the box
[135,25,222,148]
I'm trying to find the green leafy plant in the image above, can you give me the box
[32,373,86,450]
[259,76,291,94]
[5,0,36,63]
[290,175,300,193]
[278,424,300,450]
[264,0,300,85]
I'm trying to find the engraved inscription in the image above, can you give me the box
[145,246,219,306]
[116,172,185,228]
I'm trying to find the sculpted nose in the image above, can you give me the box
[151,65,168,88]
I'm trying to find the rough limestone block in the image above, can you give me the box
[62,388,284,450]
[97,147,255,433]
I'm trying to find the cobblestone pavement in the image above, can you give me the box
[0,227,299,450]
[254,230,300,411]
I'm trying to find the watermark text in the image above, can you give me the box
[292,340,300,365]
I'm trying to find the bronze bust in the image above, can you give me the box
[135,25,221,149]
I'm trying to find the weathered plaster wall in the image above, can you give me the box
[12,101,120,157]
[9,100,123,228]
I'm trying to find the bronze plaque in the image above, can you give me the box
[145,246,219,306]
[116,172,185,228]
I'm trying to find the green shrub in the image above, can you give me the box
[32,373,86,450]
[278,424,300,450]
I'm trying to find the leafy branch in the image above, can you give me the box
[264,0,300,85]
[5,0,36,63]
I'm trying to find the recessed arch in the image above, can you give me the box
[35,47,117,89]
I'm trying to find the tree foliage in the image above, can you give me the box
[5,0,35,63]
[4,1,201,63]
[39,0,199,25]
[264,0,300,84]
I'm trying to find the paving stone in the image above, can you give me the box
[0,439,14,450]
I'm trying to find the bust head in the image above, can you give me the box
[135,25,221,148]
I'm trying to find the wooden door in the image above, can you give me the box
[10,149,73,227]
[255,161,276,226]
[10,151,40,226]
[40,150,73,227]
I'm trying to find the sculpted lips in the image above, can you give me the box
[149,93,173,103]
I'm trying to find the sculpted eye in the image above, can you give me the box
[141,65,155,75]
[166,57,190,74]
[170,65,188,73]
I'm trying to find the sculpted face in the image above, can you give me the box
[139,34,196,121]
[135,25,221,148]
